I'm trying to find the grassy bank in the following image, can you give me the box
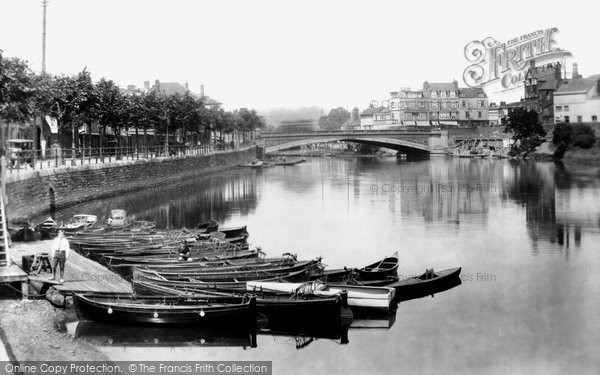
[562,143,600,164]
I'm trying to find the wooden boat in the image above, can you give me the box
[218,225,249,240]
[60,214,98,233]
[9,224,41,242]
[246,281,396,313]
[354,251,399,281]
[102,248,260,266]
[33,217,59,239]
[386,267,462,302]
[135,259,322,282]
[106,209,127,228]
[133,281,348,325]
[73,293,256,326]
[196,220,219,234]
[134,268,311,292]
[272,158,306,166]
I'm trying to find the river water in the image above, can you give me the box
[57,157,600,374]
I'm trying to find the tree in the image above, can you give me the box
[95,78,124,152]
[318,107,351,130]
[0,51,36,154]
[505,107,546,146]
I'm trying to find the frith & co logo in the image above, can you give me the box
[462,27,572,93]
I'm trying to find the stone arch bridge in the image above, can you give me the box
[261,130,449,155]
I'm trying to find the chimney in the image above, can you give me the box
[185,81,189,90]
[200,83,205,98]
[572,63,580,79]
[144,81,150,90]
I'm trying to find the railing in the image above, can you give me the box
[2,142,255,174]
[261,128,437,136]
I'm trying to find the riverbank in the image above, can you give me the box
[562,143,600,164]
[6,146,256,219]
[0,298,109,362]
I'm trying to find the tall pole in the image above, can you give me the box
[42,0,48,73]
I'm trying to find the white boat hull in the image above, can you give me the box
[247,281,395,312]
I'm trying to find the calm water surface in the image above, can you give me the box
[57,157,600,374]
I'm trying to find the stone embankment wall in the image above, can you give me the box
[5,147,256,218]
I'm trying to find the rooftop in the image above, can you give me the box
[555,75,600,95]
[458,87,487,98]
[424,81,459,92]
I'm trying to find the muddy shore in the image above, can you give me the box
[0,298,109,362]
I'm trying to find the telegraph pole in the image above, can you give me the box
[42,0,48,73]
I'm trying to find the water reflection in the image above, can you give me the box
[69,321,257,349]
[54,158,600,373]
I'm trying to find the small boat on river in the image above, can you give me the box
[386,267,462,302]
[354,251,399,281]
[73,293,256,326]
[246,280,396,313]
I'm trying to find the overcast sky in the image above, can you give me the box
[1,0,598,112]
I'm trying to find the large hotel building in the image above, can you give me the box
[360,81,489,129]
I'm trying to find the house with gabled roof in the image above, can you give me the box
[522,61,563,125]
[554,75,600,125]
[149,80,222,109]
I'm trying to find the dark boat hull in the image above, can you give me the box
[73,293,256,326]
[386,267,462,302]
[355,252,399,281]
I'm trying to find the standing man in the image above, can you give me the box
[50,230,70,283]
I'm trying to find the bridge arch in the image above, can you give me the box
[265,136,431,154]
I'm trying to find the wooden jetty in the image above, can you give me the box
[10,240,132,296]
[1,185,29,298]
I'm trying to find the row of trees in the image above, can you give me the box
[0,50,265,154]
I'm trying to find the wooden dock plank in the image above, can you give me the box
[0,265,28,282]
[10,240,132,295]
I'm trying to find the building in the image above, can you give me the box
[361,81,488,129]
[554,75,600,124]
[457,87,489,126]
[148,80,222,109]
[341,108,362,130]
[488,103,500,126]
[522,61,563,125]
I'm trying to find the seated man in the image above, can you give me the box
[178,241,192,261]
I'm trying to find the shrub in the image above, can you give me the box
[571,124,596,148]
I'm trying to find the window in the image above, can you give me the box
[451,112,457,119]
[478,111,482,118]
[564,105,570,111]
[577,115,582,122]
[462,101,467,108]
[432,102,438,109]
[565,116,570,123]
[555,106,562,112]
[546,92,551,100]
[465,111,470,118]
[592,116,597,123]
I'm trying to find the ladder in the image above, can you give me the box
[0,189,9,267]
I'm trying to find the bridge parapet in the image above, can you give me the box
[261,129,449,154]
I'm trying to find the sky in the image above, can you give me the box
[0,0,598,113]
